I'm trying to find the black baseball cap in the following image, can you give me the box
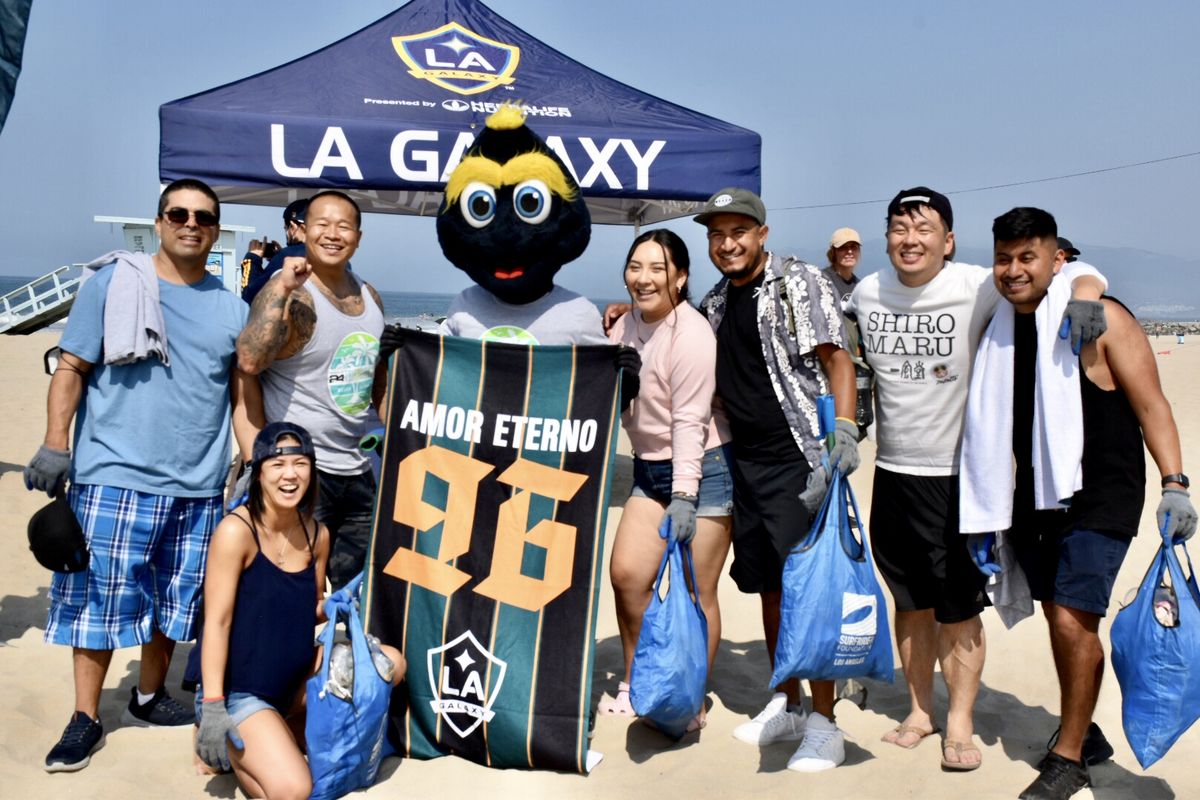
[28,494,89,573]
[887,187,954,231]
[1057,237,1081,260]
[252,421,316,467]
[283,199,309,225]
[694,187,767,227]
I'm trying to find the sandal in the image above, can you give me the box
[685,711,707,733]
[881,723,941,749]
[941,739,982,771]
[597,681,636,716]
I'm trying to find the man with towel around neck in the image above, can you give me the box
[845,188,1107,771]
[960,207,1195,800]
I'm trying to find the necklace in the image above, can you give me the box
[274,528,288,565]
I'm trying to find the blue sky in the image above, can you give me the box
[2,0,1198,299]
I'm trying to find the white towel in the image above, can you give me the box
[80,250,170,367]
[960,272,1086,532]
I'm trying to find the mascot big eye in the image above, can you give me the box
[437,105,591,306]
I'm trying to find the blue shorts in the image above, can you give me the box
[1012,513,1132,616]
[45,484,221,649]
[631,445,733,518]
[195,688,287,726]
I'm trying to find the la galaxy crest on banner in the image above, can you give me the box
[426,629,507,738]
[392,22,520,95]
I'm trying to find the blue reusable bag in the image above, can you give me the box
[306,574,394,800]
[1110,524,1200,769]
[629,523,709,739]
[770,471,894,686]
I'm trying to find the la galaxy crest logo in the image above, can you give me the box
[427,629,507,738]
[393,22,520,95]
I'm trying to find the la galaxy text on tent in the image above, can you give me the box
[397,399,599,453]
[270,124,665,190]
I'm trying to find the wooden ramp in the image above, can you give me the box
[0,265,84,335]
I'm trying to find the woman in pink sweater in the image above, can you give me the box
[600,229,732,730]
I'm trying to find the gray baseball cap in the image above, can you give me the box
[693,188,767,226]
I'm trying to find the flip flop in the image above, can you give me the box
[597,681,635,717]
[881,723,941,749]
[941,739,982,771]
[685,711,707,733]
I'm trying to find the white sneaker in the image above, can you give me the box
[733,692,807,745]
[787,712,845,772]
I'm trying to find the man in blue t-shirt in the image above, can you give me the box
[23,179,257,773]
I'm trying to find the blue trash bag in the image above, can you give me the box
[1110,522,1200,769]
[628,521,709,739]
[307,573,394,800]
[770,470,894,685]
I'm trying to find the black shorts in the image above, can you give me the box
[729,457,813,594]
[869,468,987,623]
[1011,512,1132,616]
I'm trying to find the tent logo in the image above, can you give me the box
[393,22,520,96]
[426,629,508,738]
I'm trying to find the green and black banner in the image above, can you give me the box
[363,331,620,773]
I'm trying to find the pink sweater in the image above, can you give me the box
[609,303,730,496]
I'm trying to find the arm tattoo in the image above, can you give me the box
[282,293,317,360]
[236,284,292,373]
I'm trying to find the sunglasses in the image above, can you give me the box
[163,207,219,228]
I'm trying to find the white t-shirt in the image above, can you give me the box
[848,262,998,475]
[440,284,608,345]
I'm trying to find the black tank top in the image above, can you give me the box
[224,513,318,705]
[1012,304,1145,536]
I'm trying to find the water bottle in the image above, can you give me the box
[1153,583,1179,628]
[366,634,396,683]
[327,642,355,700]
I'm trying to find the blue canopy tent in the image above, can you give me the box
[159,0,760,225]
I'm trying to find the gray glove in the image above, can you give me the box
[828,419,860,475]
[1157,488,1197,543]
[24,445,71,496]
[1058,299,1107,355]
[665,494,698,544]
[195,700,243,771]
[799,466,830,515]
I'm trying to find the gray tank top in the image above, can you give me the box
[261,273,384,475]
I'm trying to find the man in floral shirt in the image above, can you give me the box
[695,188,858,772]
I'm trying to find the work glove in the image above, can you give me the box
[24,445,71,496]
[226,461,251,512]
[1058,299,1107,355]
[828,418,861,475]
[966,532,1002,577]
[1157,488,1197,543]
[195,701,243,772]
[614,346,641,413]
[664,494,698,544]
[378,323,406,364]
[799,465,830,516]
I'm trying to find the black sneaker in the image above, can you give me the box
[1044,722,1115,766]
[1020,752,1090,800]
[45,711,104,773]
[120,686,195,727]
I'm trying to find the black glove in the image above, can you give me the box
[379,323,406,364]
[24,445,71,496]
[615,346,641,413]
[195,700,243,771]
[665,494,698,544]
[1058,299,1107,355]
[828,419,861,475]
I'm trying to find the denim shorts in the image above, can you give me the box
[1011,515,1132,616]
[631,444,733,517]
[195,687,285,726]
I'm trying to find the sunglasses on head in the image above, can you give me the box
[163,207,219,228]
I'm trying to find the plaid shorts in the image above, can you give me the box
[45,484,222,650]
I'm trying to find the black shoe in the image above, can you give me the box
[1020,752,1090,800]
[1044,722,1115,766]
[45,711,104,773]
[120,686,195,727]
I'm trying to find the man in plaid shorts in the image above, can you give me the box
[23,179,257,772]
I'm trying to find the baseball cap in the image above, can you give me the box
[694,188,767,227]
[284,198,309,225]
[1057,236,1081,260]
[28,494,89,573]
[830,227,862,248]
[252,421,316,467]
[887,187,954,231]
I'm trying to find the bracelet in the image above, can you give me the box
[671,491,698,504]
[202,695,226,703]
[835,417,856,425]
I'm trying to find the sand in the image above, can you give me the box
[2,329,1197,799]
